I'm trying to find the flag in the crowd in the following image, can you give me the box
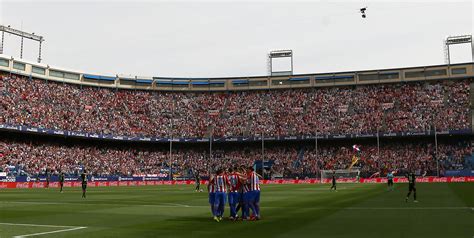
[348,155,359,169]
[348,145,362,169]
[352,144,361,152]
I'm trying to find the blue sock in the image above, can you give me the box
[248,202,256,216]
[212,204,218,216]
[230,203,236,217]
[254,202,260,217]
[243,202,249,218]
[220,204,225,217]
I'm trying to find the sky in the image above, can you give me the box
[0,0,472,78]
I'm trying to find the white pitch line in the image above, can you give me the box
[0,222,74,228]
[337,207,472,210]
[1,201,63,205]
[13,226,87,238]
[0,201,194,208]
[0,222,87,238]
[158,203,191,207]
[0,201,471,211]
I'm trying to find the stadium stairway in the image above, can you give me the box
[466,155,474,169]
[443,82,451,104]
[288,124,295,135]
[122,101,131,115]
[381,110,388,131]
[243,114,253,136]
[220,97,230,118]
[347,101,355,114]
[469,82,474,133]
[302,101,309,115]
[468,141,474,169]
[206,125,213,138]
[292,148,305,169]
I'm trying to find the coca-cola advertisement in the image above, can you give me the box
[0,177,473,189]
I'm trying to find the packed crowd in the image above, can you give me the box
[300,141,472,178]
[0,138,471,178]
[0,74,470,138]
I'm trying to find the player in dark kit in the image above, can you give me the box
[80,170,88,198]
[194,170,202,192]
[45,169,50,189]
[59,171,65,193]
[330,171,337,191]
[405,172,418,202]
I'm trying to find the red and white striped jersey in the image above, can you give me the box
[228,173,241,192]
[242,182,250,193]
[248,172,260,191]
[214,175,228,193]
[208,177,216,193]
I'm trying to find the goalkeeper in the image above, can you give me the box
[330,171,337,191]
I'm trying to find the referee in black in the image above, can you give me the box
[59,171,65,193]
[405,172,418,202]
[45,169,50,189]
[194,170,201,192]
[81,170,88,198]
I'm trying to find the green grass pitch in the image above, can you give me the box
[0,183,472,238]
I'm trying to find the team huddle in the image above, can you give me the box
[206,166,262,222]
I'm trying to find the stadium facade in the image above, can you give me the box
[1,55,472,92]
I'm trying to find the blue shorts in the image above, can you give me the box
[214,192,227,206]
[243,191,251,203]
[228,192,239,205]
[252,190,260,203]
[208,192,215,204]
[245,190,260,203]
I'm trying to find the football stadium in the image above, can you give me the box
[0,1,473,238]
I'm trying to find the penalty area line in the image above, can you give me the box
[13,227,87,238]
[0,222,74,228]
[0,223,87,238]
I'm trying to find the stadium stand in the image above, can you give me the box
[0,75,470,138]
[0,62,473,179]
[1,137,471,178]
